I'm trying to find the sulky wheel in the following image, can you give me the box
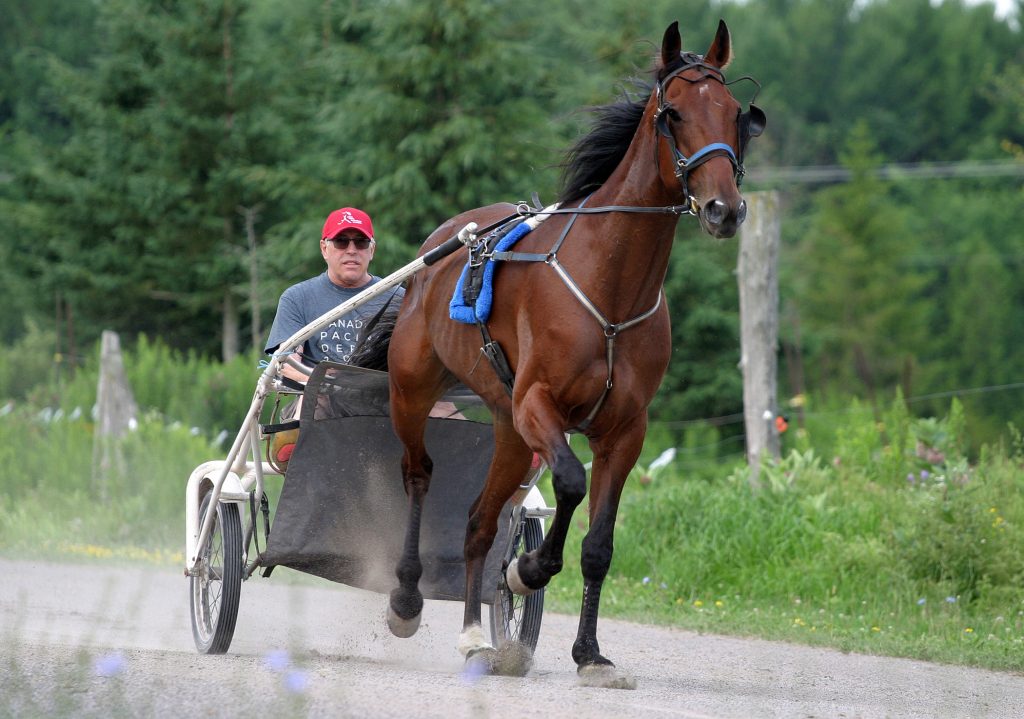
[190,490,243,654]
[490,515,545,651]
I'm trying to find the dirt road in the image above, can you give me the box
[1,557,1022,718]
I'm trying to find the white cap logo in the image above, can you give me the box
[339,211,362,225]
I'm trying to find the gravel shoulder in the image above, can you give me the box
[1,557,1022,718]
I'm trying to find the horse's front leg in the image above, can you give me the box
[457,415,535,675]
[505,385,588,595]
[572,416,647,690]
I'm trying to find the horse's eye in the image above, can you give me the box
[667,107,683,122]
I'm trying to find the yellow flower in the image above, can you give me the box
[871,626,881,632]
[964,628,974,633]
[715,600,724,607]
[693,600,704,608]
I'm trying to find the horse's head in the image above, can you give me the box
[654,21,765,238]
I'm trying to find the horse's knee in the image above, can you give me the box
[550,452,586,507]
[401,453,433,496]
[580,530,614,581]
[464,513,498,561]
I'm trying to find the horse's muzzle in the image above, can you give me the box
[700,198,747,238]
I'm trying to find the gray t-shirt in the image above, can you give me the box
[265,273,405,364]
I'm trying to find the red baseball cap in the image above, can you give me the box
[321,207,374,241]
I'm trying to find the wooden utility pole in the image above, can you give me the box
[92,330,139,501]
[737,191,781,488]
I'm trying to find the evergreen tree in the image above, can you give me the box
[312,0,568,269]
[788,122,931,397]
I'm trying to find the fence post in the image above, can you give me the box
[737,191,781,488]
[92,330,138,501]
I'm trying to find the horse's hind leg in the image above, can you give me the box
[386,331,449,637]
[505,386,588,595]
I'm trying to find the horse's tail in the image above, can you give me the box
[349,307,399,371]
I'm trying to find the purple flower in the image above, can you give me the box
[283,670,310,694]
[460,656,488,685]
[920,470,930,480]
[906,473,915,484]
[945,596,957,604]
[917,598,926,606]
[94,652,126,677]
[262,649,291,673]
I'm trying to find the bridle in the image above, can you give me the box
[653,53,765,214]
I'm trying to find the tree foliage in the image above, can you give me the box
[1,0,1022,441]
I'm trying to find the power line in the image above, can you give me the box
[746,159,1024,186]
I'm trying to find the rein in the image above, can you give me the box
[465,57,763,431]
[478,196,664,433]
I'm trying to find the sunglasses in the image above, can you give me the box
[325,236,372,250]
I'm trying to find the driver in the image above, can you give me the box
[264,206,404,467]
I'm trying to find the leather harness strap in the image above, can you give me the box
[471,196,664,432]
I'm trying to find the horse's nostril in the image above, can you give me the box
[737,200,747,225]
[704,199,726,225]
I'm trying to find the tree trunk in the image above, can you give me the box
[239,204,263,353]
[222,290,239,362]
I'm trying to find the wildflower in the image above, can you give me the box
[263,649,291,673]
[920,469,930,480]
[642,576,651,586]
[871,626,881,632]
[461,657,487,686]
[906,473,916,484]
[917,598,926,606]
[94,652,126,678]
[284,670,310,693]
[945,596,957,604]
[715,600,724,607]
[964,628,974,634]
[693,600,703,608]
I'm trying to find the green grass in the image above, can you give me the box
[541,403,1024,671]
[3,353,1024,672]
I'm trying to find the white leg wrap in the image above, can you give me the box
[505,557,536,596]
[457,623,493,658]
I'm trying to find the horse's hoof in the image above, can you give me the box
[577,663,637,690]
[505,557,537,596]
[492,641,533,677]
[386,604,421,638]
[463,647,498,680]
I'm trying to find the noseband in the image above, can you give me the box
[653,53,764,213]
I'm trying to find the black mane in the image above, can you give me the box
[557,54,694,205]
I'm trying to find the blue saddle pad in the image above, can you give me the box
[449,221,533,324]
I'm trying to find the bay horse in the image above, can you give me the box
[384,20,764,687]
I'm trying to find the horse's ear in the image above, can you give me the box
[704,19,733,69]
[660,21,682,69]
